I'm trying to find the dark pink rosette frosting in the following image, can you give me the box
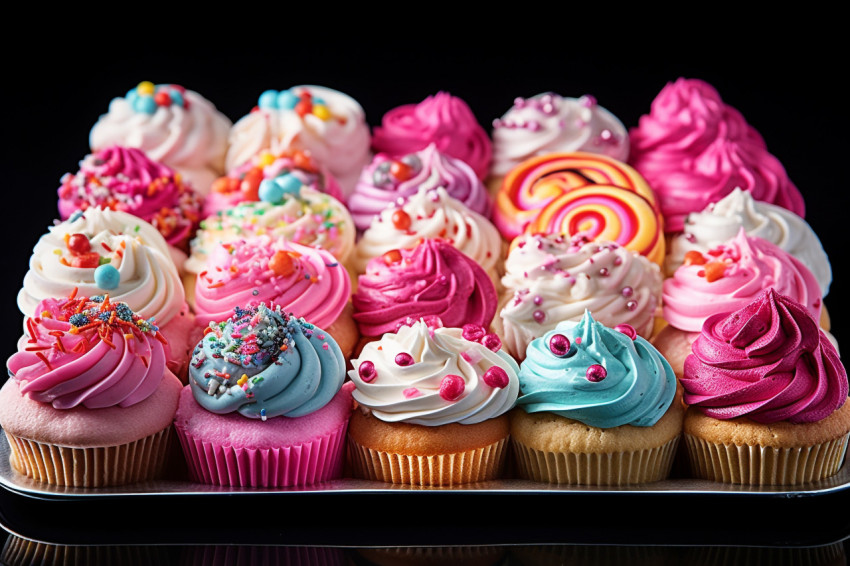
[7,293,169,410]
[57,145,203,250]
[371,92,492,181]
[352,238,498,337]
[681,288,847,424]
[628,78,805,233]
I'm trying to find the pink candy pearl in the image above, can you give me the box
[548,333,571,357]
[586,364,607,382]
[359,361,377,383]
[462,323,486,342]
[482,333,502,352]
[439,374,465,401]
[482,366,510,389]
[614,324,637,340]
[395,352,415,366]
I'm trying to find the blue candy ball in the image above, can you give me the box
[311,96,326,106]
[274,173,303,197]
[94,264,121,290]
[132,95,157,115]
[277,89,298,110]
[258,89,279,110]
[169,89,184,108]
[125,89,139,105]
[258,179,285,204]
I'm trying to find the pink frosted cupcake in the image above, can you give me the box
[192,235,357,358]
[371,91,492,181]
[352,238,498,350]
[0,293,183,487]
[206,148,343,217]
[57,145,204,266]
[348,143,492,232]
[173,303,354,487]
[628,78,805,233]
[652,229,823,378]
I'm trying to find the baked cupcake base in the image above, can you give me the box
[346,409,510,487]
[683,403,850,486]
[508,399,685,486]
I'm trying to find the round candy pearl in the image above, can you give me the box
[274,173,303,196]
[169,90,184,107]
[439,374,465,401]
[277,90,298,110]
[482,366,510,389]
[586,364,607,382]
[382,249,403,265]
[94,264,120,290]
[154,90,172,107]
[268,251,296,277]
[614,323,637,340]
[391,209,411,231]
[358,361,377,383]
[462,323,486,342]
[548,333,571,357]
[258,179,284,204]
[133,95,157,115]
[312,104,331,120]
[137,81,155,96]
[67,233,91,254]
[394,352,414,367]
[258,90,279,110]
[481,334,502,352]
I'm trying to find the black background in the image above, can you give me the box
[0,27,848,550]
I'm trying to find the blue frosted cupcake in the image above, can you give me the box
[510,310,683,485]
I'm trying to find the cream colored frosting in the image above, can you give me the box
[353,186,502,278]
[667,188,831,295]
[89,85,231,195]
[225,85,372,197]
[348,321,520,426]
[495,234,662,361]
[17,207,184,326]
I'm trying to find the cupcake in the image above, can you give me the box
[652,229,823,378]
[667,187,832,296]
[224,85,372,197]
[487,93,629,195]
[628,77,805,233]
[353,186,502,282]
[206,147,342,217]
[0,294,183,487]
[510,311,683,485]
[680,289,850,485]
[89,81,231,195]
[16,207,201,381]
[371,91,492,181]
[57,145,204,269]
[173,303,354,487]
[347,319,520,486]
[184,185,356,292]
[352,238,498,350]
[192,235,357,358]
[348,143,492,233]
[494,233,662,361]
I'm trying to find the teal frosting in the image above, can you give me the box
[517,311,676,428]
[189,303,345,419]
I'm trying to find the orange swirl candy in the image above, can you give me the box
[521,186,666,267]
[493,152,657,239]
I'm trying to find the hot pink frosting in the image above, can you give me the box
[681,289,847,424]
[628,78,805,233]
[662,229,822,333]
[348,143,492,231]
[7,294,168,410]
[371,92,492,180]
[192,236,350,328]
[57,146,203,249]
[352,238,497,337]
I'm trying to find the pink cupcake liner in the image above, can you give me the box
[174,419,349,488]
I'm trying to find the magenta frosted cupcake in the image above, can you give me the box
[174,303,354,487]
[192,235,357,357]
[353,238,498,346]
[57,145,204,262]
[348,143,492,232]
[371,91,492,181]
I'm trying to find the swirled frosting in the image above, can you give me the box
[516,311,677,428]
[57,146,203,250]
[193,236,350,328]
[681,289,847,424]
[8,294,168,409]
[662,229,822,333]
[224,85,371,196]
[348,143,492,232]
[185,188,355,276]
[628,78,805,233]
[490,93,629,178]
[497,234,662,360]
[188,303,345,419]
[89,82,231,195]
[353,186,502,277]
[17,207,184,327]
[348,320,519,426]
[668,188,831,295]
[206,148,342,217]
[371,92,492,181]
[353,238,497,338]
